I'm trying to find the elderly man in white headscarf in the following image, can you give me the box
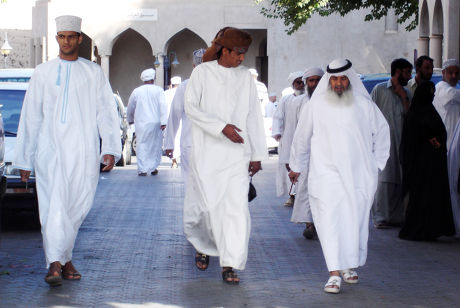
[14,15,121,286]
[164,48,205,181]
[433,59,460,148]
[289,67,323,240]
[127,68,167,176]
[272,71,304,206]
[289,59,390,294]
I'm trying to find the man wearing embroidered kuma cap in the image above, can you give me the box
[184,27,267,284]
[288,59,390,293]
[14,15,121,286]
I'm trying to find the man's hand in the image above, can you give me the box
[222,124,244,144]
[391,73,409,110]
[273,134,281,142]
[288,171,300,184]
[429,137,441,149]
[101,154,115,172]
[249,161,262,176]
[19,170,31,183]
[160,125,166,131]
[165,149,174,158]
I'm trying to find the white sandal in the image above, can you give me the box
[324,275,341,294]
[341,269,359,284]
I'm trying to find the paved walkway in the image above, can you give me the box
[1,157,459,307]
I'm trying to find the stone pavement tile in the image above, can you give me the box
[1,159,460,307]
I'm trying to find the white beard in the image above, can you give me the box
[325,88,354,106]
[294,89,305,96]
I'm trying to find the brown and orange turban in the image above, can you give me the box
[202,27,252,63]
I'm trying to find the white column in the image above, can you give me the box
[429,35,443,69]
[416,36,429,57]
[100,55,110,78]
[155,55,164,89]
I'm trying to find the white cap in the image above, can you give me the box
[171,76,181,85]
[269,92,277,97]
[55,15,82,33]
[442,59,460,70]
[288,71,303,87]
[140,68,155,82]
[303,67,324,80]
[249,68,258,77]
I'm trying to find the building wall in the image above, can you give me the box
[0,29,33,68]
[4,0,422,101]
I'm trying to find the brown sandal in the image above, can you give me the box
[222,268,239,284]
[45,271,63,286]
[195,252,209,271]
[62,270,81,280]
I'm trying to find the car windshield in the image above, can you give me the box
[0,89,26,135]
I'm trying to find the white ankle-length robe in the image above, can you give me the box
[127,84,167,173]
[14,57,122,267]
[290,89,390,272]
[184,60,267,270]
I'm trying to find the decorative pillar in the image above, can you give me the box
[155,55,164,89]
[416,36,429,57]
[429,35,443,68]
[100,55,110,78]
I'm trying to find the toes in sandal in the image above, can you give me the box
[62,270,82,280]
[195,253,209,271]
[222,269,240,285]
[44,271,63,287]
[324,275,341,294]
[341,269,358,284]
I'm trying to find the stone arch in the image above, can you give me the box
[162,28,207,88]
[419,0,430,37]
[109,28,155,105]
[432,0,444,35]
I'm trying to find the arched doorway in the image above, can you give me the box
[110,28,154,105]
[164,28,207,89]
[417,0,430,59]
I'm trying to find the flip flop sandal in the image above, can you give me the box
[45,271,63,287]
[324,276,341,294]
[62,270,82,280]
[341,269,358,284]
[195,253,209,271]
[222,269,239,285]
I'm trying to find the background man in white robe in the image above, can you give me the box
[164,48,205,182]
[184,27,267,284]
[371,58,413,229]
[164,75,182,167]
[289,67,323,240]
[272,71,304,206]
[14,15,121,286]
[439,59,460,237]
[249,68,269,114]
[265,92,278,117]
[289,59,390,294]
[127,68,167,176]
[433,59,460,148]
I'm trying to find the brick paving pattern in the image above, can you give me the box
[1,158,459,307]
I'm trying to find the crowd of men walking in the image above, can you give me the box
[11,14,460,296]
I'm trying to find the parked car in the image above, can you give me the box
[0,82,37,210]
[0,68,34,83]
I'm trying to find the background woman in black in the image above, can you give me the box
[399,81,455,241]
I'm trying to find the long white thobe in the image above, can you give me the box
[184,60,267,270]
[164,79,192,181]
[433,81,460,148]
[272,93,302,197]
[447,118,460,237]
[265,101,277,118]
[127,84,167,173]
[290,93,390,271]
[14,57,121,267]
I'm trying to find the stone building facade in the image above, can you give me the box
[3,0,424,104]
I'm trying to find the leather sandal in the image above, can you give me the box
[44,271,63,287]
[324,275,341,294]
[222,268,239,284]
[341,269,358,284]
[195,252,209,271]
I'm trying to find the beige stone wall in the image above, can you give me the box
[0,29,33,68]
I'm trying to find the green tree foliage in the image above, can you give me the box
[256,0,418,34]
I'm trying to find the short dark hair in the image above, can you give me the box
[216,47,227,60]
[391,58,413,76]
[415,56,433,69]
